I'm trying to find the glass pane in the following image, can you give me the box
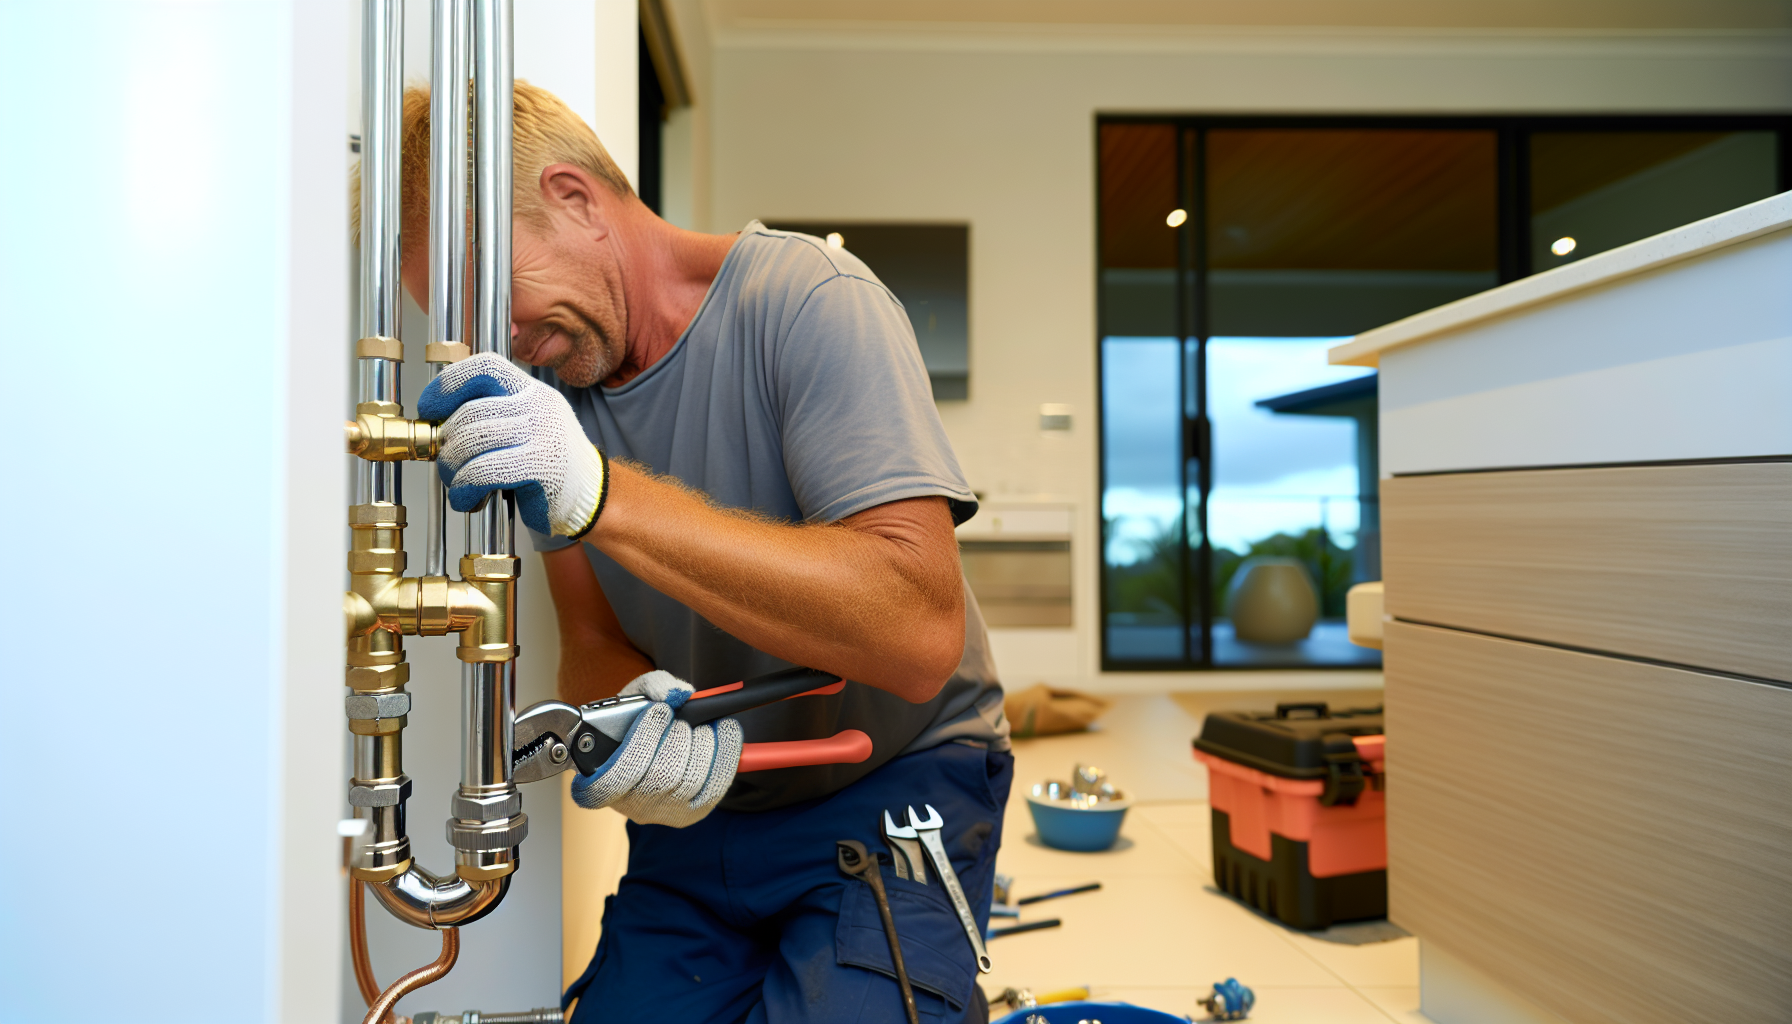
[1205,337,1380,668]
[1207,129,1498,336]
[1102,337,1186,663]
[1531,131,1778,270]
[1100,123,1180,337]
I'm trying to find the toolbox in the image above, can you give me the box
[1192,702,1386,930]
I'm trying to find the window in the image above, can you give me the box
[1099,116,1788,670]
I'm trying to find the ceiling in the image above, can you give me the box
[1530,131,1736,213]
[1100,124,1499,271]
[708,0,1792,33]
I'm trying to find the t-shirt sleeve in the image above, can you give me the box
[772,273,978,525]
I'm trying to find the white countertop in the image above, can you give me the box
[1329,190,1792,368]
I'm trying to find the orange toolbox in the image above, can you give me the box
[1193,702,1386,930]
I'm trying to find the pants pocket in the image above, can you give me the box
[835,877,976,1019]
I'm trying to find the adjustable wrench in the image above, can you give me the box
[881,810,927,885]
[906,804,993,973]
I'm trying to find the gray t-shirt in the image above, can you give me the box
[532,222,1009,812]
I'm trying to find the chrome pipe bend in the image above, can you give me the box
[372,865,510,929]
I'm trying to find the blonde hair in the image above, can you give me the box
[352,79,634,256]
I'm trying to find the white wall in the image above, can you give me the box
[701,25,1792,693]
[0,2,348,1021]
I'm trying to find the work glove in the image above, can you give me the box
[417,352,609,538]
[569,670,743,828]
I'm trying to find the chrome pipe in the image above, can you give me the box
[471,0,511,363]
[461,660,515,792]
[372,866,509,930]
[465,0,516,787]
[426,0,470,577]
[360,0,403,343]
[430,0,471,348]
[358,0,404,509]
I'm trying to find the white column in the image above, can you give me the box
[0,2,349,1020]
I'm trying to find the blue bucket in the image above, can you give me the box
[991,1000,1190,1024]
[1026,788,1130,852]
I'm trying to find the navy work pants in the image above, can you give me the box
[564,741,1014,1024]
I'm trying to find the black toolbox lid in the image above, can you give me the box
[1194,702,1384,780]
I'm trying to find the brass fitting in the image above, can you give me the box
[356,335,404,361]
[344,505,517,662]
[346,406,441,462]
[455,554,519,664]
[425,341,470,363]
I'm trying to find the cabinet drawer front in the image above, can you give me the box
[1383,461,1792,682]
[1385,621,1792,1024]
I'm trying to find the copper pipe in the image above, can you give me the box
[363,928,461,1024]
[349,880,383,1010]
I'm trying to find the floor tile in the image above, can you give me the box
[1093,985,1399,1024]
[1273,930,1420,988]
[1009,694,1207,803]
[1131,803,1209,830]
[1135,803,1214,869]
[1359,986,1429,1022]
[998,796,1205,881]
[976,873,1337,995]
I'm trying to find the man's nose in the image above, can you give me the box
[511,322,520,338]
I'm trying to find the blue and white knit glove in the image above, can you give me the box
[417,352,609,538]
[569,671,744,829]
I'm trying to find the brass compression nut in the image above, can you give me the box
[345,662,410,691]
[356,336,404,361]
[348,549,406,574]
[350,503,406,528]
[346,412,441,462]
[425,341,470,363]
[460,554,520,580]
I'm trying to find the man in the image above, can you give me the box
[399,82,1010,1023]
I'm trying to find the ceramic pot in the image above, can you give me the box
[1227,557,1319,643]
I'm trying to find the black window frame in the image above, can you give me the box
[1096,113,1792,672]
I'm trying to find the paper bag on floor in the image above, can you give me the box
[1005,683,1110,738]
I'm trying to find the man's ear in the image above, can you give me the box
[539,162,609,235]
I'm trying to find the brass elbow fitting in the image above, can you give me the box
[345,403,441,462]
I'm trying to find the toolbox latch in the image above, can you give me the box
[1319,732,1366,807]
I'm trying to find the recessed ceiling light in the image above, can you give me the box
[1551,236,1577,256]
[826,232,844,248]
[1165,209,1188,228]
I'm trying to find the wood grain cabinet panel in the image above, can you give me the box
[1382,461,1792,682]
[1385,621,1792,1024]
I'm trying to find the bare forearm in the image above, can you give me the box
[541,544,655,704]
[585,462,965,701]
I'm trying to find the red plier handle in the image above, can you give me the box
[678,667,872,773]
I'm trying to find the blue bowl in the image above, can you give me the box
[1026,788,1130,852]
[992,1000,1187,1024]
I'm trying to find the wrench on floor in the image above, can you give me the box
[905,804,993,973]
[881,810,927,885]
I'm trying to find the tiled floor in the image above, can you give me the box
[984,690,1425,1023]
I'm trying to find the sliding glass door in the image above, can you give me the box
[1098,115,1787,670]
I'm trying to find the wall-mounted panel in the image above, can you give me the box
[1383,461,1792,681]
[1385,621,1792,1024]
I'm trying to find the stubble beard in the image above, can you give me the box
[538,309,618,388]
